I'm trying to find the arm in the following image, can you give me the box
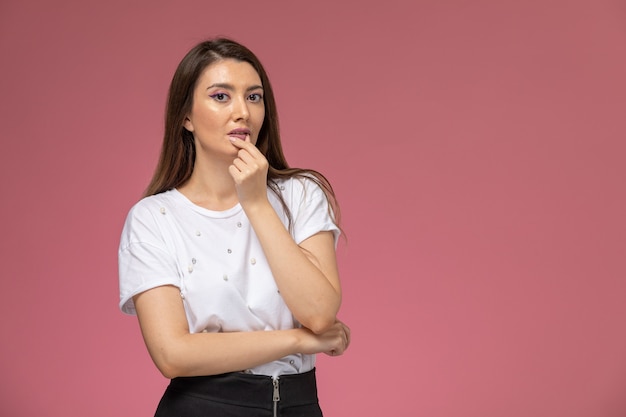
[229,138,342,334]
[134,285,349,378]
[246,207,341,334]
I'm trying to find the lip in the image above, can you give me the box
[228,128,251,140]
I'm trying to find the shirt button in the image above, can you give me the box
[250,258,256,265]
[192,258,197,264]
[195,230,201,236]
[223,275,228,281]
[237,222,242,228]
[289,360,295,365]
[159,207,166,215]
[188,265,194,273]
[227,249,232,254]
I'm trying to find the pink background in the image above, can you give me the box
[1,0,625,416]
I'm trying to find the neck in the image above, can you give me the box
[178,158,239,211]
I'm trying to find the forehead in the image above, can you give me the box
[197,58,262,87]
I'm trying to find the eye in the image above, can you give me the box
[210,93,229,102]
[248,93,263,103]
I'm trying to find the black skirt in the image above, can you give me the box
[154,368,323,417]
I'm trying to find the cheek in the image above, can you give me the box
[191,106,223,130]
[255,107,266,126]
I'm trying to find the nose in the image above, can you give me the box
[232,96,249,121]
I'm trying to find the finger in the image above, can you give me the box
[340,323,350,349]
[236,148,256,164]
[233,159,262,179]
[336,320,350,339]
[231,158,248,173]
[230,137,264,158]
[228,165,242,182]
[229,137,247,147]
[229,137,255,151]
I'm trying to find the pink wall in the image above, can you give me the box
[1,0,625,416]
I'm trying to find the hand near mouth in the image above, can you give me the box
[228,136,270,210]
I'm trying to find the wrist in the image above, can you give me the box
[287,328,307,354]
[240,197,272,219]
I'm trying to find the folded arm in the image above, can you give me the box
[133,285,349,378]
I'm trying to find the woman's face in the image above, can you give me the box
[184,59,265,160]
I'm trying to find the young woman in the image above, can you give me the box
[118,38,350,416]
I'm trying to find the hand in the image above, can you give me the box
[228,137,269,208]
[297,320,351,357]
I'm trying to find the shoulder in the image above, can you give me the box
[120,190,178,245]
[125,190,177,221]
[272,174,339,243]
[273,174,325,200]
[270,174,332,220]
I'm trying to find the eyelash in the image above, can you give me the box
[210,93,228,102]
[209,93,263,103]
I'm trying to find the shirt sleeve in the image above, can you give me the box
[290,177,341,246]
[118,200,180,315]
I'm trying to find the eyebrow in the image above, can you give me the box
[206,83,263,92]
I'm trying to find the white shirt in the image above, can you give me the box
[118,176,339,377]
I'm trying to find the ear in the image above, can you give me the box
[183,117,194,132]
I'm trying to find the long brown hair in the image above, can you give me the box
[145,38,340,228]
